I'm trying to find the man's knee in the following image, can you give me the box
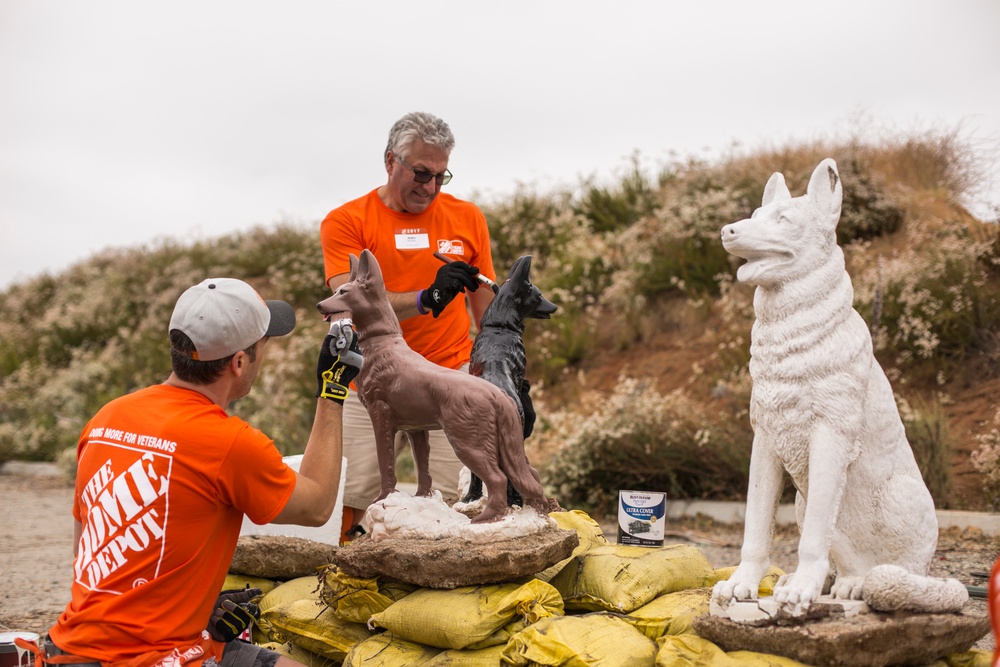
[219,641,280,667]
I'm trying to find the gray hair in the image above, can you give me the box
[384,112,455,161]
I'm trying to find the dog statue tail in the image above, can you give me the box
[862,564,968,613]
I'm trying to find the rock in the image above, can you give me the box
[693,608,990,667]
[229,534,337,580]
[334,524,579,589]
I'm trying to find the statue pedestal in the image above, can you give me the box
[695,602,989,667]
[334,492,578,589]
[709,595,870,624]
[334,524,579,589]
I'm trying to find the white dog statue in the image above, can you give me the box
[712,158,967,617]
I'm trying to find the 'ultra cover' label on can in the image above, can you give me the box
[617,490,666,546]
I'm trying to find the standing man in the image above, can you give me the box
[320,111,496,539]
[45,278,363,667]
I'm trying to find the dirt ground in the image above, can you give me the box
[1,462,996,657]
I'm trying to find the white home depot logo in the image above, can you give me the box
[436,239,465,256]
[75,441,170,593]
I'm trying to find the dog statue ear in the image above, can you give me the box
[807,158,843,227]
[508,255,530,283]
[348,254,359,281]
[761,172,791,207]
[357,249,385,289]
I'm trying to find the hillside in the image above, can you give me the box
[529,309,1000,513]
[2,129,998,516]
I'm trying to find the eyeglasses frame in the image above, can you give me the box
[394,153,453,186]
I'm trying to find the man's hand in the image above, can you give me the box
[208,587,261,643]
[316,319,363,403]
[420,261,480,317]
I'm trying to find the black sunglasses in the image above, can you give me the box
[395,154,452,186]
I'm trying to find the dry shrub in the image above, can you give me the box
[897,394,954,508]
[971,408,1000,512]
[535,377,752,518]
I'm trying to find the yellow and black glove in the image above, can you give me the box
[208,587,261,642]
[316,319,363,404]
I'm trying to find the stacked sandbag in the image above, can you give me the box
[550,543,715,613]
[259,599,371,663]
[222,573,279,595]
[219,511,990,667]
[255,576,322,641]
[503,613,657,666]
[534,510,610,583]
[341,633,441,665]
[317,564,416,623]
[655,634,814,666]
[257,640,337,667]
[369,580,563,650]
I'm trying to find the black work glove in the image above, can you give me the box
[519,379,536,439]
[420,261,481,317]
[208,587,261,642]
[316,319,364,404]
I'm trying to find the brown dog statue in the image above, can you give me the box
[316,249,550,523]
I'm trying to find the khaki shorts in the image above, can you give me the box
[341,365,467,510]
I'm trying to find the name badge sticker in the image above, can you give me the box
[395,228,430,250]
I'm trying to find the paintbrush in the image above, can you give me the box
[433,251,499,294]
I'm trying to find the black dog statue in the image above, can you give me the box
[462,255,557,506]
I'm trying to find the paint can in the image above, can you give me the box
[0,632,39,667]
[617,490,666,547]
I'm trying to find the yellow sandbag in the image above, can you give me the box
[222,573,277,595]
[535,510,610,583]
[933,649,993,666]
[258,641,338,667]
[261,598,370,661]
[370,579,563,650]
[255,576,323,641]
[464,617,530,651]
[259,576,321,612]
[656,634,811,666]
[318,565,416,624]
[423,644,506,666]
[625,587,713,639]
[709,566,785,594]
[503,613,657,667]
[550,544,714,613]
[342,633,442,666]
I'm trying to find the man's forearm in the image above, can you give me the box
[387,289,424,320]
[299,398,344,493]
[272,398,344,526]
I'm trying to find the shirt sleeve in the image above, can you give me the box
[320,204,366,288]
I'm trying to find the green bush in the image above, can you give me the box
[536,377,753,517]
[573,155,658,234]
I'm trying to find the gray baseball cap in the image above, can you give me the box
[169,278,295,361]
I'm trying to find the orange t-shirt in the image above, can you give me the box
[49,385,297,667]
[320,189,495,370]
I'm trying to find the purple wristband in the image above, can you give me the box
[416,289,428,315]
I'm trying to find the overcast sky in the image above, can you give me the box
[2,1,998,289]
